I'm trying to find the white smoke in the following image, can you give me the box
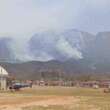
[31,52,54,62]
[9,37,34,61]
[5,30,84,62]
[56,37,83,59]
[9,35,54,62]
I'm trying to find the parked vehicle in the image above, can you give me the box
[9,82,31,91]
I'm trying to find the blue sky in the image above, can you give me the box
[0,0,110,38]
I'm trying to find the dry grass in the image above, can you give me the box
[0,86,109,110]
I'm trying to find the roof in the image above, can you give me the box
[0,66,8,76]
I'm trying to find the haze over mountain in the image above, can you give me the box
[0,1,110,80]
[0,29,110,79]
[0,0,110,63]
[0,29,109,63]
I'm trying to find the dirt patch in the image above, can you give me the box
[0,96,78,110]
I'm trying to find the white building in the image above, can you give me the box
[0,66,8,90]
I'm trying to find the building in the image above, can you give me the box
[75,81,99,88]
[0,66,8,90]
[99,80,110,88]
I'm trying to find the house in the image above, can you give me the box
[99,80,110,88]
[0,66,8,90]
[75,81,99,88]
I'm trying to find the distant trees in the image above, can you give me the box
[38,70,65,81]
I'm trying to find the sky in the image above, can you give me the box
[0,0,110,39]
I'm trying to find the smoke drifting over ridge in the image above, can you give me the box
[28,30,85,61]
[1,30,110,63]
[9,36,37,62]
[0,30,84,62]
[56,37,83,60]
[0,0,110,62]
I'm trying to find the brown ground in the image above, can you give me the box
[0,87,104,110]
[0,94,77,110]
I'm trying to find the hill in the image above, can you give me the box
[1,59,110,80]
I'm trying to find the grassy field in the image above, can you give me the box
[0,86,110,110]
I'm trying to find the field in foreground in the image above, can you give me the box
[0,86,110,110]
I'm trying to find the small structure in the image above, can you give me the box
[76,81,99,88]
[0,66,8,90]
[99,80,110,88]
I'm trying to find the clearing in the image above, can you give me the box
[0,86,109,110]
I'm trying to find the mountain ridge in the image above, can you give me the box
[0,29,110,80]
[1,59,110,80]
